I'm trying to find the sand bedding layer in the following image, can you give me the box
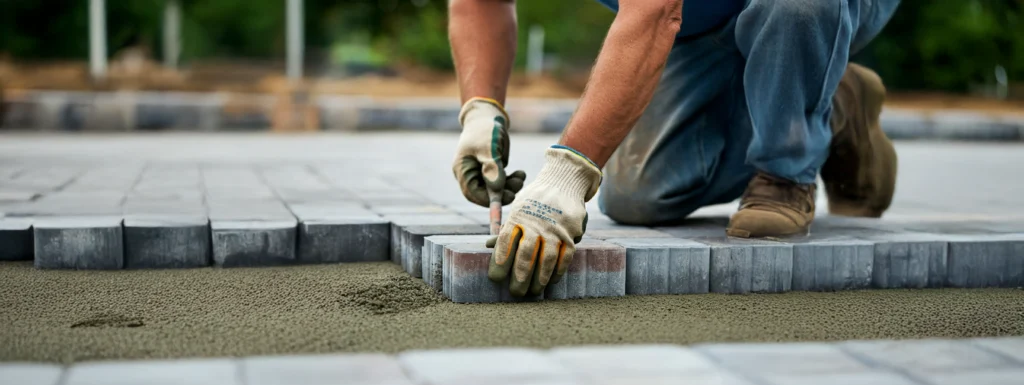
[1,261,1022,363]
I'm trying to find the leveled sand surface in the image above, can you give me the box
[2,261,1022,363]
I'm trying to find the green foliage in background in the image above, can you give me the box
[0,0,1020,92]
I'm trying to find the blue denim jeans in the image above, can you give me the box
[598,0,900,225]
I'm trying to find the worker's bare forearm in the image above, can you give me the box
[560,0,683,168]
[448,0,517,106]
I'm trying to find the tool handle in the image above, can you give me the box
[487,190,502,235]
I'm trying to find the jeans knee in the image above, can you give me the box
[741,0,841,35]
[598,188,696,226]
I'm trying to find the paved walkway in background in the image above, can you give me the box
[3,337,1023,385]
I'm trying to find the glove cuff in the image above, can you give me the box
[534,145,603,202]
[459,97,510,127]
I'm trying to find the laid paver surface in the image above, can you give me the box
[1,260,1022,364]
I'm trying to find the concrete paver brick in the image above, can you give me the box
[33,216,124,269]
[399,348,574,385]
[442,243,543,303]
[759,371,920,385]
[64,358,238,385]
[388,215,476,264]
[298,217,390,263]
[946,234,1024,288]
[550,344,719,377]
[839,339,1015,373]
[370,204,453,216]
[584,228,674,240]
[124,215,211,269]
[0,363,63,385]
[286,203,377,221]
[909,368,1024,385]
[242,354,413,385]
[423,235,492,291]
[605,238,710,295]
[969,337,1024,363]
[400,224,488,277]
[589,373,755,385]
[857,233,949,289]
[0,217,34,261]
[696,238,793,294]
[696,342,871,375]
[790,236,874,291]
[545,239,627,300]
[211,220,298,267]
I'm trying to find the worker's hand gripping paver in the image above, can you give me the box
[451,97,526,211]
[486,146,603,297]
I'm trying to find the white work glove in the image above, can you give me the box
[487,145,603,297]
[452,97,527,207]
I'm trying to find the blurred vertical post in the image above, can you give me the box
[526,25,545,78]
[163,0,181,70]
[286,0,304,81]
[88,0,107,80]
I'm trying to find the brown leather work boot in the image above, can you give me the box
[726,172,816,239]
[821,63,897,218]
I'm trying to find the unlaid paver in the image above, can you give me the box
[858,233,949,289]
[0,217,33,261]
[0,363,63,385]
[400,224,488,277]
[910,368,1024,385]
[442,243,543,303]
[790,235,874,291]
[423,234,492,291]
[124,215,211,269]
[399,348,575,385]
[544,239,627,300]
[33,216,124,269]
[839,339,1014,373]
[605,238,711,295]
[243,354,413,385]
[64,358,238,385]
[298,217,390,263]
[696,342,871,374]
[946,234,1024,288]
[696,237,793,294]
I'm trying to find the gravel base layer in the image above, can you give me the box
[2,261,1022,364]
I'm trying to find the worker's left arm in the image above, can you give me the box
[488,0,684,297]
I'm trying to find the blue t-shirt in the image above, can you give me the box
[595,0,744,38]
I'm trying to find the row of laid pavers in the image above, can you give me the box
[4,91,1024,140]
[420,217,1024,303]
[3,337,1023,385]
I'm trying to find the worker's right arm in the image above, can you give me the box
[448,0,526,208]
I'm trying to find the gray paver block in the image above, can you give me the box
[243,354,413,385]
[388,214,476,264]
[33,216,124,269]
[370,204,453,215]
[790,236,874,291]
[909,368,1024,385]
[286,202,377,221]
[399,348,574,385]
[970,337,1024,363]
[298,217,390,263]
[696,342,870,374]
[64,358,238,385]
[551,344,718,377]
[696,237,793,294]
[0,363,63,385]
[423,234,492,291]
[400,224,488,277]
[211,220,298,267]
[207,200,295,221]
[859,233,949,289]
[839,339,1014,372]
[124,215,210,269]
[545,239,627,300]
[442,243,543,303]
[947,234,1024,288]
[584,228,674,240]
[759,371,919,385]
[605,238,711,295]
[590,373,755,385]
[0,217,34,261]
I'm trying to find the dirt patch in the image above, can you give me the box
[336,275,444,315]
[71,313,145,329]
